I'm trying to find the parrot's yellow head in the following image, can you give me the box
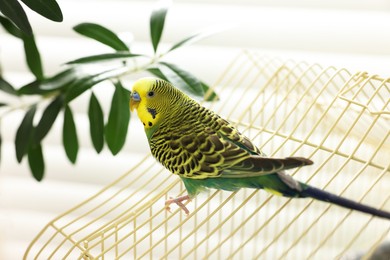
[130,77,185,131]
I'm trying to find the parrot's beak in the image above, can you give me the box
[130,91,141,112]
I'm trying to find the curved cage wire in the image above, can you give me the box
[24,50,389,259]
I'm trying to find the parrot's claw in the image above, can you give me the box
[165,195,191,215]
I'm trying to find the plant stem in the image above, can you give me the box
[0,93,58,119]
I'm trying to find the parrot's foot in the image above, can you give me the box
[165,195,191,215]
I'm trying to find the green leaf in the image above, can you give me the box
[158,62,204,97]
[18,80,46,95]
[15,105,36,162]
[147,67,168,81]
[39,67,79,92]
[148,66,218,101]
[63,105,78,163]
[66,52,140,65]
[0,77,18,95]
[168,26,228,53]
[74,23,129,51]
[22,34,44,80]
[0,0,32,35]
[28,143,44,181]
[33,95,63,144]
[18,68,80,95]
[88,92,104,153]
[0,15,23,38]
[150,0,170,53]
[64,77,97,103]
[105,81,130,155]
[20,0,63,22]
[65,66,129,102]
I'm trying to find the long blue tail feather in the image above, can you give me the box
[300,184,390,220]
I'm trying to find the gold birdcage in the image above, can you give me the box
[24,50,390,259]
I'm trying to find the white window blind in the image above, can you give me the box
[1,1,390,259]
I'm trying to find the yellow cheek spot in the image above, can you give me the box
[136,104,160,129]
[264,188,283,196]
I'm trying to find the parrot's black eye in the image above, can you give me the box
[147,91,155,97]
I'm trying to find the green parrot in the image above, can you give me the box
[129,77,390,219]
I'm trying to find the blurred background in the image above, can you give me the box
[1,0,390,259]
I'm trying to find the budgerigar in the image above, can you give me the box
[129,77,390,219]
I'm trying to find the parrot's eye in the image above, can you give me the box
[147,91,155,97]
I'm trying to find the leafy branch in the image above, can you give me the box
[0,1,219,180]
[0,0,63,35]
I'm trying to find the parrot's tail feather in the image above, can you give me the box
[300,185,390,220]
[267,156,313,171]
[285,157,314,167]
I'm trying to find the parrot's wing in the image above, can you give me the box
[168,127,311,179]
[161,129,245,179]
[213,117,265,156]
[154,114,311,179]
[214,123,313,178]
[157,126,259,179]
[220,155,313,178]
